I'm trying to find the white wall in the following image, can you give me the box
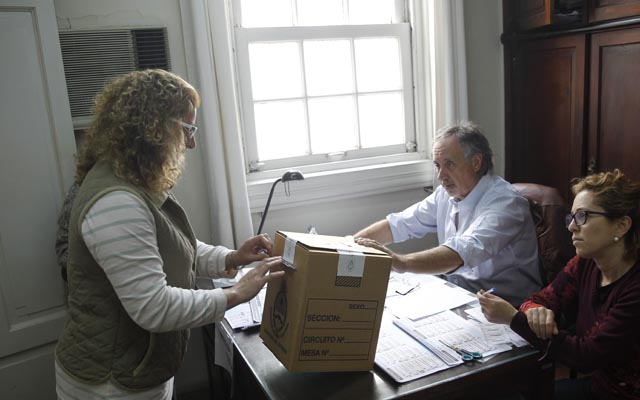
[51,0,504,395]
[54,0,213,243]
[253,186,435,254]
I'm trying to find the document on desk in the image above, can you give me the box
[464,306,530,348]
[384,272,477,320]
[395,310,512,360]
[375,313,453,383]
[375,310,516,383]
[224,287,266,330]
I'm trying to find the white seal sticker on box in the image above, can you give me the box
[336,249,365,277]
[282,236,297,269]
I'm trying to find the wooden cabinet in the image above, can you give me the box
[505,0,640,32]
[506,35,586,200]
[588,27,640,179]
[511,0,553,30]
[504,0,585,31]
[504,5,640,200]
[589,0,640,22]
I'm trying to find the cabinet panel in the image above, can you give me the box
[589,0,640,22]
[589,27,640,180]
[508,35,586,201]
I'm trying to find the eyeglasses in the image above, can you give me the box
[565,210,613,228]
[173,119,198,139]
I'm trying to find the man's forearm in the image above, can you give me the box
[354,219,393,244]
[395,245,463,275]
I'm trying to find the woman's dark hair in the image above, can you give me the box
[572,169,640,259]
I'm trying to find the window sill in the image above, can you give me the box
[247,159,434,213]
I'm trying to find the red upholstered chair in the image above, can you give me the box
[513,183,576,286]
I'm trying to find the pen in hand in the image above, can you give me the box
[483,287,495,295]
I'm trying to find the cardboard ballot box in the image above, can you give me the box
[260,231,392,372]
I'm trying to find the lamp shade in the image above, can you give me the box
[256,170,305,235]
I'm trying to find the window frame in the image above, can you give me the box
[213,0,436,212]
[235,23,416,174]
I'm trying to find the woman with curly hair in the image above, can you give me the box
[478,169,640,400]
[55,69,284,399]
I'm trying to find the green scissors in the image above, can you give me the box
[439,340,482,363]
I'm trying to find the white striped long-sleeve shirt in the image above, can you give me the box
[57,190,231,400]
[80,190,230,331]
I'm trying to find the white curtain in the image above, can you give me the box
[432,0,469,127]
[411,0,468,189]
[179,0,254,248]
[410,0,468,131]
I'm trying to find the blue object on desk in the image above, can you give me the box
[439,340,482,364]
[460,353,474,363]
[458,348,482,360]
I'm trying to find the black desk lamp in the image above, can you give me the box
[256,170,305,235]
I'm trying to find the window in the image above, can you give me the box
[233,0,425,177]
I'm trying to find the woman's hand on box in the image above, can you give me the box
[226,233,273,274]
[224,257,284,309]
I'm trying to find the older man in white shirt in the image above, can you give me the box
[355,122,542,306]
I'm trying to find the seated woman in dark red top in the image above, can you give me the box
[478,169,640,400]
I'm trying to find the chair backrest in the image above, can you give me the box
[513,183,576,286]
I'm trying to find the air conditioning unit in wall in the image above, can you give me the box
[59,28,171,130]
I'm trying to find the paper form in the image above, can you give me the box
[224,287,266,329]
[393,318,462,366]
[375,279,532,383]
[384,273,477,320]
[394,310,512,361]
[374,314,452,382]
[465,306,530,348]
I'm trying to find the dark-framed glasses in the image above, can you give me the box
[173,119,198,139]
[565,210,613,228]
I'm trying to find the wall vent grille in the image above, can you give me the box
[59,28,170,122]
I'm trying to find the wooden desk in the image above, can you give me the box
[206,311,554,400]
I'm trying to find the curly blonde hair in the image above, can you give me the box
[572,169,640,259]
[76,69,201,193]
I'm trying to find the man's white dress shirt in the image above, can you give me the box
[387,174,542,305]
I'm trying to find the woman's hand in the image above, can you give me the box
[524,306,558,339]
[227,233,273,271]
[477,290,518,325]
[224,257,285,309]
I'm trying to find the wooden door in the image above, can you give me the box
[588,26,640,180]
[588,0,640,23]
[507,34,586,201]
[0,0,75,398]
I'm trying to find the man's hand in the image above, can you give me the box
[354,238,408,272]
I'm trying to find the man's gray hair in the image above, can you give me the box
[435,121,494,176]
